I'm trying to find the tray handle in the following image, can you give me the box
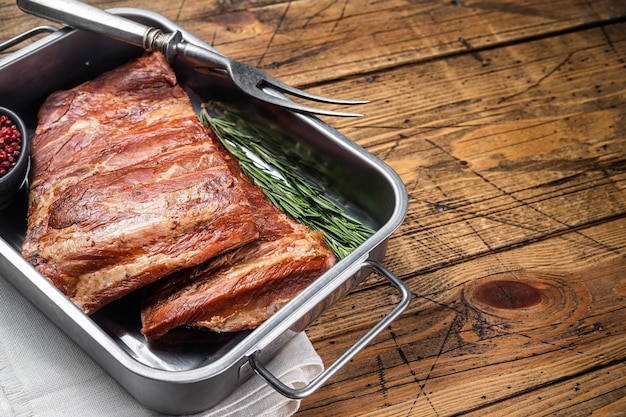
[248,259,411,399]
[0,26,58,53]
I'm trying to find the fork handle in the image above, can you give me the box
[17,0,180,59]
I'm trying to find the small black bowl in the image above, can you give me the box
[0,107,30,209]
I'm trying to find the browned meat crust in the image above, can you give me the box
[22,53,259,314]
[140,147,337,342]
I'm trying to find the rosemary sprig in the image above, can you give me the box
[199,106,374,259]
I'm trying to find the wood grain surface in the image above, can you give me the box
[1,0,625,416]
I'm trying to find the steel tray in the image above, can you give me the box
[0,8,409,415]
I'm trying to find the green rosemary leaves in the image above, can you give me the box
[199,106,374,259]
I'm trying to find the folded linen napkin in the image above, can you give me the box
[0,274,323,417]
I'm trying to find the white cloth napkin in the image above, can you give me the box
[0,274,324,417]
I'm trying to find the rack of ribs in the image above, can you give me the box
[141,146,336,342]
[22,53,259,314]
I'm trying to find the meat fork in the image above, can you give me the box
[17,0,368,117]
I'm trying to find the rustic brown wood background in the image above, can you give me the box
[1,0,625,415]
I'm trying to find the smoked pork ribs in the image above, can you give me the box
[22,53,258,314]
[141,147,337,342]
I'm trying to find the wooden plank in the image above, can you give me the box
[462,362,626,416]
[306,21,626,279]
[2,0,626,86]
[172,0,626,85]
[299,216,626,416]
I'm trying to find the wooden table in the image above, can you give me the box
[2,0,625,415]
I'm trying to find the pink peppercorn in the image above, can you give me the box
[0,115,22,179]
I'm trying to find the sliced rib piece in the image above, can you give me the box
[22,53,259,314]
[141,147,337,342]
